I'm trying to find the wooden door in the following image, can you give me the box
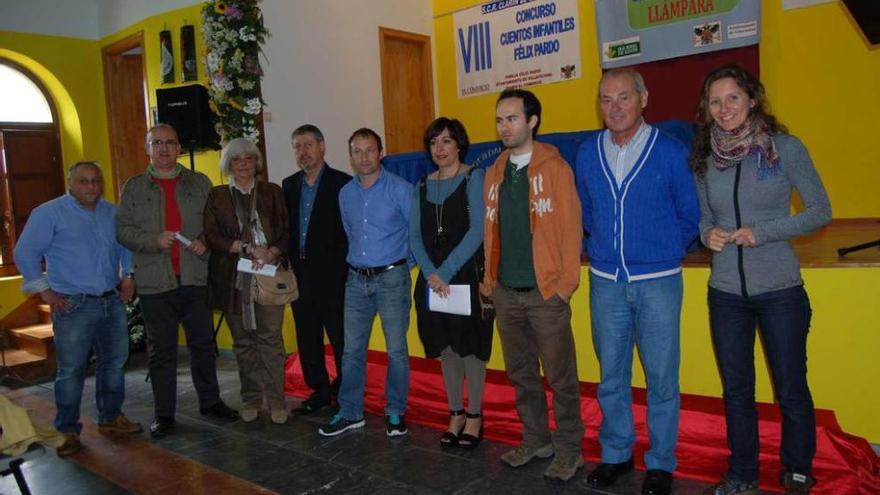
[0,133,11,268]
[0,128,64,249]
[379,27,435,154]
[102,32,149,198]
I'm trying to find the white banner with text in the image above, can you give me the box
[453,0,581,98]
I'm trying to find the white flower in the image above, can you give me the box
[239,27,257,42]
[227,49,244,71]
[244,98,262,115]
[212,28,228,42]
[206,52,222,72]
[238,79,255,90]
[211,74,234,93]
[244,127,260,142]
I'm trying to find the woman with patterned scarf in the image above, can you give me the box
[204,138,290,425]
[690,64,831,495]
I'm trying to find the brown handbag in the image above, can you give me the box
[253,260,299,306]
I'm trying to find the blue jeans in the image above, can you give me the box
[709,285,815,481]
[337,265,411,420]
[589,273,682,472]
[52,295,129,434]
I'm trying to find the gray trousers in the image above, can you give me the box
[440,346,487,414]
[226,302,287,409]
[494,285,585,459]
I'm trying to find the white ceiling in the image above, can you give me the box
[0,0,199,39]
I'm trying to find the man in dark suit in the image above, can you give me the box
[282,124,352,414]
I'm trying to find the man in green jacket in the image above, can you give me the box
[117,124,238,438]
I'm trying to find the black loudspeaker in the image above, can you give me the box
[156,84,220,150]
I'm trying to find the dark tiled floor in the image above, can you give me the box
[1,351,731,495]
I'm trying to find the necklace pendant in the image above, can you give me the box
[437,226,444,234]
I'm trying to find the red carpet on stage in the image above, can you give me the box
[285,348,879,495]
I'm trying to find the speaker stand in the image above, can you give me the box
[187,147,196,170]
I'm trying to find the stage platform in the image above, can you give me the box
[283,218,880,494]
[285,349,879,495]
[682,218,880,268]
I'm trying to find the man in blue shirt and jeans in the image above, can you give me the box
[318,128,414,438]
[14,161,143,457]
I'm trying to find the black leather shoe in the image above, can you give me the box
[149,416,175,438]
[642,469,673,495]
[199,401,240,420]
[291,397,330,415]
[585,458,635,488]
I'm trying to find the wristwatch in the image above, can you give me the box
[125,273,135,280]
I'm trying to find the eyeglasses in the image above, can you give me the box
[150,139,179,147]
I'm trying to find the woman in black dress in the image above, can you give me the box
[409,118,494,448]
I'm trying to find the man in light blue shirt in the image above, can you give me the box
[14,161,143,457]
[318,128,414,438]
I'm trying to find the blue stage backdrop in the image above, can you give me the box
[381,119,696,185]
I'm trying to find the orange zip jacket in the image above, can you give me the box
[482,141,583,300]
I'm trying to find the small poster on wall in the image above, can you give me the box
[595,0,760,69]
[181,25,197,82]
[453,0,582,98]
[159,30,174,84]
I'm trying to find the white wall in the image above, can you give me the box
[259,0,434,183]
[0,0,99,39]
[0,0,199,39]
[1,0,434,181]
[94,0,200,38]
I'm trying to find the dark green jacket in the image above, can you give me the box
[116,166,212,294]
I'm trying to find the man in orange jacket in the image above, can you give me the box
[482,88,584,482]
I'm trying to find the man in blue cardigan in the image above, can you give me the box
[574,69,700,495]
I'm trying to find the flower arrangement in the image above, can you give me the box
[201,0,268,144]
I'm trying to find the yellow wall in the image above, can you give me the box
[427,0,880,442]
[0,276,29,319]
[2,0,875,441]
[1,7,294,351]
[760,2,880,217]
[98,4,224,187]
[433,0,604,142]
[99,5,298,352]
[0,31,110,318]
[0,31,109,194]
[432,1,880,217]
[387,266,880,442]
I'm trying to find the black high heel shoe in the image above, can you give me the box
[440,409,465,446]
[458,412,483,449]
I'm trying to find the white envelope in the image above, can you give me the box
[173,232,192,246]
[236,258,277,276]
[427,284,471,316]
